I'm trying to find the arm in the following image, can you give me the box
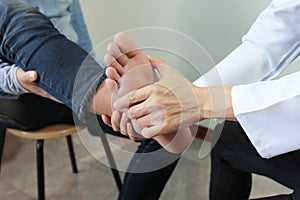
[0,59,28,95]
[230,71,300,158]
[115,56,300,158]
[0,0,112,121]
[194,0,300,87]
[0,58,62,102]
[192,0,300,158]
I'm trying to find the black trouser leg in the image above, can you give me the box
[210,121,300,200]
[118,140,179,200]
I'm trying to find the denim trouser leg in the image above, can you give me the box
[0,0,105,121]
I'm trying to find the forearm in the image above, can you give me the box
[194,0,300,88]
[194,85,236,121]
[227,71,300,158]
[0,61,28,95]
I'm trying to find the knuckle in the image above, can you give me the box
[152,84,161,93]
[128,108,137,118]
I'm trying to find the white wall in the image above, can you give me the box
[79,0,299,77]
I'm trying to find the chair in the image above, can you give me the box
[0,94,122,200]
[0,124,79,200]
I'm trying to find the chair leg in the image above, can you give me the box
[66,135,78,173]
[99,133,123,192]
[0,128,6,175]
[36,140,45,200]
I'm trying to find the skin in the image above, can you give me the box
[111,39,237,138]
[103,33,193,153]
[17,67,113,117]
[16,68,62,103]
[113,67,236,136]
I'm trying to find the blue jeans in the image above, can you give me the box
[0,0,103,121]
[0,94,178,199]
[0,1,179,199]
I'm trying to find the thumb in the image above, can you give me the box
[151,62,172,79]
[25,71,38,82]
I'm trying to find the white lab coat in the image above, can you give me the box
[194,0,300,158]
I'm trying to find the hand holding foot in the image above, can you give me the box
[103,32,193,153]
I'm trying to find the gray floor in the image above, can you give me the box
[0,128,292,200]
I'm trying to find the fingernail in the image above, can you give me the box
[112,111,118,119]
[28,72,35,80]
[122,113,127,121]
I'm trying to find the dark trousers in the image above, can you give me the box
[0,0,105,120]
[210,121,300,200]
[0,94,178,200]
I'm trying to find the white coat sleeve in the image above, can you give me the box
[194,0,300,87]
[232,72,300,158]
[193,0,300,158]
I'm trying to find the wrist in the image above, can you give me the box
[15,67,30,94]
[194,86,212,120]
[194,86,236,120]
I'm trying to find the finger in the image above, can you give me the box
[24,71,38,82]
[127,122,136,141]
[127,122,145,141]
[17,68,38,83]
[48,96,63,104]
[120,113,129,135]
[101,115,112,127]
[135,114,152,128]
[111,111,121,132]
[113,86,152,111]
[135,106,166,128]
[141,124,163,138]
[128,100,152,121]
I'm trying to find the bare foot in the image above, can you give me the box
[104,33,192,153]
[104,33,155,96]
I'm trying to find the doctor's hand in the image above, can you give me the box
[113,58,201,138]
[101,112,146,141]
[17,68,62,103]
